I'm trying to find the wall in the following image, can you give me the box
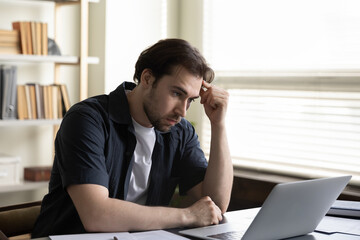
[88,0,167,97]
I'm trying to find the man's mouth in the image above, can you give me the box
[166,116,180,125]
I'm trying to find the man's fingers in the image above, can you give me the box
[202,80,212,89]
[203,196,223,225]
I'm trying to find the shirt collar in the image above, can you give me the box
[108,81,136,125]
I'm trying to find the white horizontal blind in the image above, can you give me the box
[201,76,360,186]
[201,0,360,186]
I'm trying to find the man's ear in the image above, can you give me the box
[140,69,154,88]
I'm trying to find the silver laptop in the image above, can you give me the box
[179,175,351,240]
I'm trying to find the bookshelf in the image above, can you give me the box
[0,0,99,205]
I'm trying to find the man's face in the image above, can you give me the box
[143,67,203,132]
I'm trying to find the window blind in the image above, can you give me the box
[201,0,360,186]
[201,75,360,186]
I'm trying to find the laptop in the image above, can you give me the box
[179,175,351,240]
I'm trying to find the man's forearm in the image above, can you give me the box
[202,123,233,213]
[83,198,187,232]
[88,196,223,232]
[68,184,222,233]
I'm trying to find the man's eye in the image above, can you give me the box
[188,98,196,103]
[172,91,181,97]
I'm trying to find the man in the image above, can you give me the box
[32,38,233,237]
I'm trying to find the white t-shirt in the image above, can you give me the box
[126,118,156,204]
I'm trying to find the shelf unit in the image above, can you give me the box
[0,0,99,203]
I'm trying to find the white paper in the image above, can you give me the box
[316,215,360,236]
[50,232,135,240]
[131,230,190,240]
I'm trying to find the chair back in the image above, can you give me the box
[0,201,41,238]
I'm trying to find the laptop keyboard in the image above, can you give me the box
[207,230,245,240]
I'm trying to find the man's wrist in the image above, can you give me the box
[210,121,226,130]
[180,207,195,227]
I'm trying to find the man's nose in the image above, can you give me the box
[175,100,187,118]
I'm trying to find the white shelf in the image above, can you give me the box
[0,181,48,193]
[9,0,100,3]
[0,54,99,65]
[0,119,62,127]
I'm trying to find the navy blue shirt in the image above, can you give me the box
[32,82,208,237]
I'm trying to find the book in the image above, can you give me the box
[17,85,28,120]
[41,22,48,55]
[327,200,360,218]
[0,45,21,54]
[0,65,17,119]
[0,29,21,54]
[24,84,33,119]
[43,85,50,119]
[57,86,63,118]
[24,166,52,181]
[12,22,28,54]
[0,41,19,47]
[51,84,59,119]
[30,22,37,55]
[0,29,19,42]
[36,22,42,56]
[25,21,33,55]
[35,84,45,119]
[28,84,38,119]
[59,83,71,112]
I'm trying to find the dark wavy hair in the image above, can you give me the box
[133,38,214,85]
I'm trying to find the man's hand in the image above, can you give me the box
[200,81,229,126]
[184,196,223,227]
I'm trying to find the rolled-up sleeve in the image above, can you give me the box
[55,105,109,189]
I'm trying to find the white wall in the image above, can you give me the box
[89,0,167,96]
[177,0,206,134]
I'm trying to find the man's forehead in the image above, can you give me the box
[171,65,202,81]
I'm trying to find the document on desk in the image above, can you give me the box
[49,230,189,240]
[315,215,360,236]
[50,232,135,240]
[131,230,190,239]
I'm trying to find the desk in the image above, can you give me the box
[31,210,360,240]
[218,210,360,240]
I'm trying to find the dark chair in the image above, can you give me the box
[0,201,41,240]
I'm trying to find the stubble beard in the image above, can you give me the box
[143,92,180,132]
[143,103,172,132]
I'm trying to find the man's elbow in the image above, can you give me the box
[81,214,103,232]
[83,221,98,233]
[219,203,229,214]
[79,209,112,232]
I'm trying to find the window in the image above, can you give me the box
[202,0,360,186]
